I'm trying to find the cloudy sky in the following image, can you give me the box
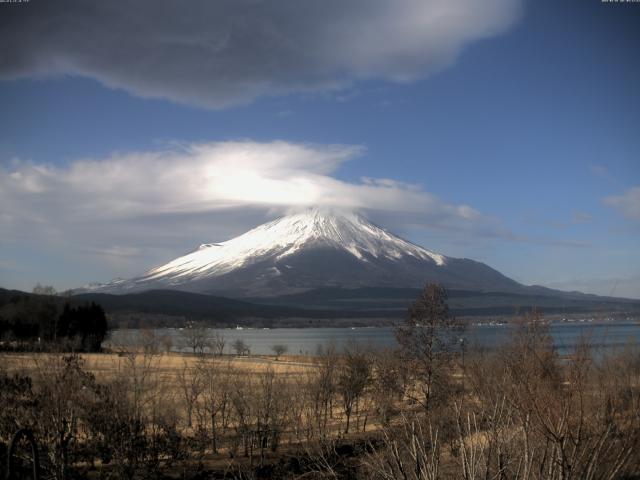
[1,0,639,298]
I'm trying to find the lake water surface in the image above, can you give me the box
[106,320,640,356]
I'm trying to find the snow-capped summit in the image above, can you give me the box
[85,208,523,296]
[146,208,446,281]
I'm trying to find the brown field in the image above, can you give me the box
[0,351,319,377]
[0,350,364,474]
[0,351,343,436]
[0,348,384,440]
[2,318,640,479]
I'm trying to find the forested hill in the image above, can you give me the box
[0,288,108,351]
[2,287,639,330]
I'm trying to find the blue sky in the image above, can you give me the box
[1,0,639,297]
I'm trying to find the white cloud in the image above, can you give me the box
[0,0,522,108]
[0,141,486,229]
[571,211,592,224]
[3,141,599,289]
[2,140,531,288]
[604,187,640,221]
[88,246,142,258]
[1,140,510,270]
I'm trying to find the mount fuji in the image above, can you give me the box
[85,209,528,297]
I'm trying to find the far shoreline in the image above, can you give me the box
[106,311,640,331]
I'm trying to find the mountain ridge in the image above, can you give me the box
[81,209,529,297]
[3,287,633,328]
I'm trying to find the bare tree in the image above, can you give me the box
[139,328,160,354]
[371,348,405,425]
[253,368,291,465]
[366,414,441,480]
[310,343,338,439]
[229,372,252,458]
[0,367,36,444]
[159,333,173,354]
[337,342,371,434]
[32,283,57,296]
[211,332,226,356]
[180,321,210,355]
[271,344,288,360]
[32,355,98,479]
[232,338,249,356]
[195,356,233,453]
[396,283,463,413]
[458,313,640,480]
[177,362,202,428]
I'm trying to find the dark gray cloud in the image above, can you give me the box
[0,0,521,107]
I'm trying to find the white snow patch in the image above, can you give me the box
[126,208,448,285]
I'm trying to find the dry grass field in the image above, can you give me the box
[0,351,319,377]
[0,351,341,437]
[1,347,386,477]
[2,316,640,479]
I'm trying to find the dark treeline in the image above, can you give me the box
[0,285,108,352]
[0,284,639,479]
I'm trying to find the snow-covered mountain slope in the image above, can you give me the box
[84,209,525,296]
[147,209,446,278]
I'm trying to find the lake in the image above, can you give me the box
[106,320,640,356]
